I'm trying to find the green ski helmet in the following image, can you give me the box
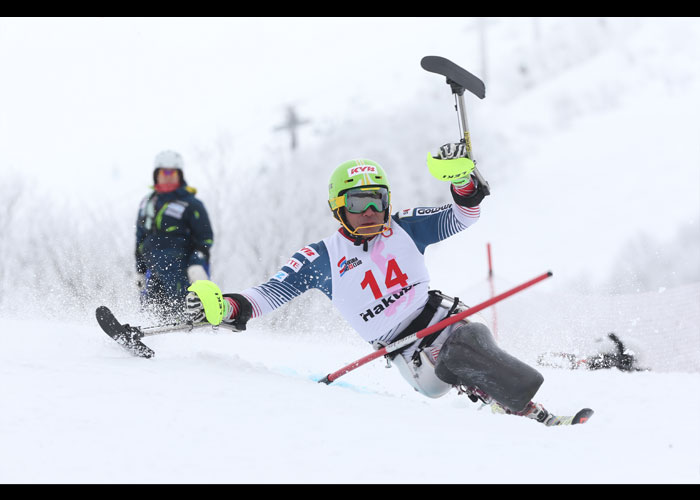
[328,159,392,237]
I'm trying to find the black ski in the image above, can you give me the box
[420,56,486,99]
[572,408,595,424]
[95,306,155,358]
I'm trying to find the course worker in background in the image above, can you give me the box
[135,150,214,320]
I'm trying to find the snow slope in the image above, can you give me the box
[0,316,698,483]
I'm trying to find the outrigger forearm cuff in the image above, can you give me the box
[223,293,253,331]
[450,179,488,207]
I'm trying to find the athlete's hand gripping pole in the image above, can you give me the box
[186,279,226,326]
[421,55,490,195]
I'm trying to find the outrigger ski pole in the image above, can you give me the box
[421,55,490,195]
[95,306,211,358]
[96,280,234,358]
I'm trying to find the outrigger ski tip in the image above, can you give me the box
[95,306,155,358]
[421,55,486,99]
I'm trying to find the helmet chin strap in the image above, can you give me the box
[335,207,392,240]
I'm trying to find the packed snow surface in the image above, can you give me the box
[1,316,697,483]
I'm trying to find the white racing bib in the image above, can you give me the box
[323,224,431,342]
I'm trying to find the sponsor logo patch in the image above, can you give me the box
[337,256,362,277]
[414,204,451,216]
[164,202,187,219]
[297,246,319,263]
[285,257,303,272]
[347,165,377,176]
[272,270,289,282]
[359,284,416,322]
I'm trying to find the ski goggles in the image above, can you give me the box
[330,186,390,214]
[157,168,179,176]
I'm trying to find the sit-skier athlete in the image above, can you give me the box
[186,144,592,426]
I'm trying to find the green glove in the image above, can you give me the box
[186,279,225,325]
[426,142,475,184]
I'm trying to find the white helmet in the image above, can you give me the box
[154,150,184,169]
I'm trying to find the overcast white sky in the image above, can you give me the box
[0,17,486,188]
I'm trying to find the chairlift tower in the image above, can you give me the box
[273,106,311,151]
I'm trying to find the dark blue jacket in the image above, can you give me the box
[135,184,213,276]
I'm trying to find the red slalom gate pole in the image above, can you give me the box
[319,271,552,385]
[486,242,494,278]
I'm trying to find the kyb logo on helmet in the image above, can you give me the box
[347,165,377,176]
